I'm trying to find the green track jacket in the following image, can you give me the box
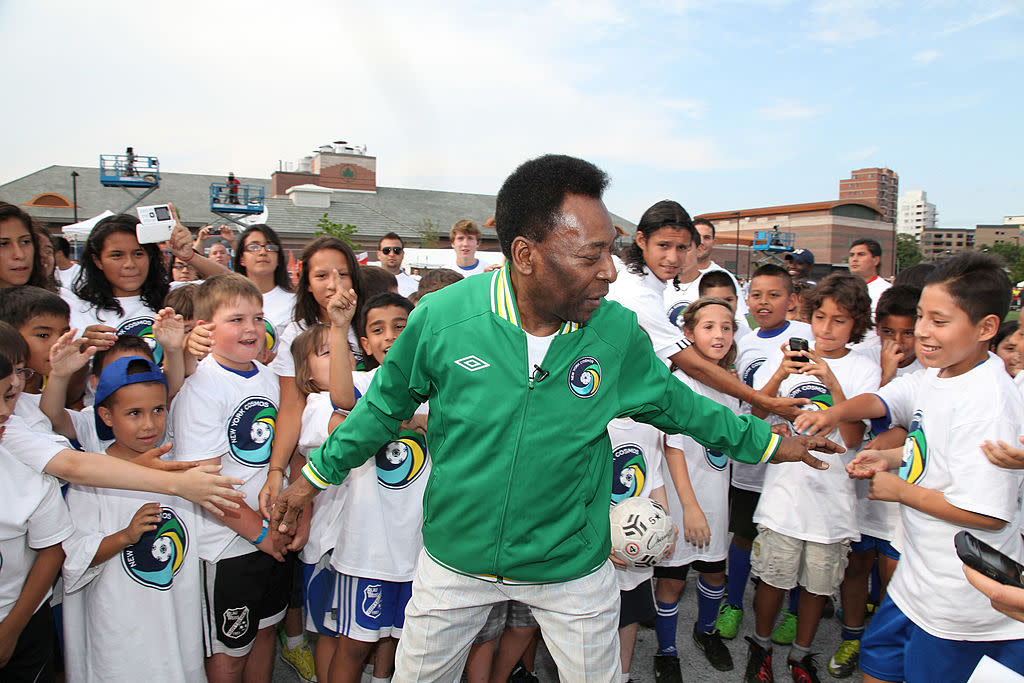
[304,265,780,583]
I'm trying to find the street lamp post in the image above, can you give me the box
[70,171,79,222]
[734,211,741,278]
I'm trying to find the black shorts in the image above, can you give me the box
[0,604,56,682]
[654,559,727,581]
[728,485,761,540]
[619,579,656,629]
[201,550,291,657]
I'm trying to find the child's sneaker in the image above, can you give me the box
[716,603,744,639]
[509,663,540,683]
[770,609,797,645]
[693,623,733,671]
[653,653,683,683]
[788,653,822,683]
[826,639,859,678]
[743,637,774,683]
[279,629,317,682]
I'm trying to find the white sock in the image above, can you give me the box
[284,633,304,650]
[371,677,392,683]
[620,672,631,683]
[360,672,374,683]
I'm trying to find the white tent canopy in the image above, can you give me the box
[61,211,114,240]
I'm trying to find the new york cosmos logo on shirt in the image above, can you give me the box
[705,447,728,471]
[789,381,833,412]
[742,358,765,387]
[900,410,928,484]
[227,397,278,467]
[567,356,602,399]
[117,316,162,364]
[121,507,188,590]
[667,301,691,329]
[612,443,647,503]
[264,319,278,353]
[375,430,428,489]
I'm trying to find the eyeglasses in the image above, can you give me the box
[15,367,35,380]
[380,247,403,255]
[172,262,193,271]
[244,243,280,253]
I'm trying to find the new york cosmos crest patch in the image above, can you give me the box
[121,507,188,590]
[789,381,833,412]
[117,316,162,365]
[375,429,428,489]
[228,397,278,467]
[612,442,647,503]
[567,356,602,399]
[900,410,928,484]
[264,319,278,353]
[667,301,690,329]
[705,447,728,471]
[742,358,765,387]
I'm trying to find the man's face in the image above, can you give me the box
[848,244,880,280]
[377,238,404,272]
[452,233,478,258]
[529,194,617,324]
[786,258,811,279]
[696,223,715,263]
[208,243,230,267]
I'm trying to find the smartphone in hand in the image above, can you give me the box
[955,530,1024,589]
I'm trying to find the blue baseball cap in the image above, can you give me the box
[94,356,168,442]
[785,248,815,265]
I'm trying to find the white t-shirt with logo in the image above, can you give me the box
[753,350,880,543]
[261,286,296,354]
[606,264,688,365]
[170,357,279,561]
[878,356,1024,641]
[663,275,702,330]
[62,485,203,682]
[330,369,430,582]
[69,295,165,364]
[3,413,72,474]
[663,371,736,566]
[731,320,814,493]
[270,320,362,377]
[0,446,71,621]
[298,391,347,565]
[608,417,666,590]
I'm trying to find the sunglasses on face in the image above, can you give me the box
[380,247,403,255]
[244,243,280,253]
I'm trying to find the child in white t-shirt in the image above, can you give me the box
[0,353,72,681]
[170,273,290,680]
[746,272,880,682]
[654,298,743,675]
[62,356,204,682]
[607,417,670,682]
[797,253,1024,682]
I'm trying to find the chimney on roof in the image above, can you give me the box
[272,141,377,196]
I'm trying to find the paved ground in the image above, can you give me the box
[272,577,850,682]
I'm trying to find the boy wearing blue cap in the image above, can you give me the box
[61,356,205,681]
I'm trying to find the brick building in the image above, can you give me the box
[920,227,975,261]
[839,167,899,225]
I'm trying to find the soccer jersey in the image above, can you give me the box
[62,485,203,681]
[0,445,72,621]
[329,368,429,582]
[663,371,736,566]
[753,349,880,543]
[731,320,814,493]
[298,391,346,565]
[878,355,1024,640]
[607,417,665,590]
[262,285,296,354]
[69,294,165,364]
[606,264,688,364]
[170,356,279,561]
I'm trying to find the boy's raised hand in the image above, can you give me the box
[793,406,840,437]
[79,324,117,351]
[152,307,186,351]
[327,268,357,328]
[846,448,896,479]
[49,329,99,377]
[794,347,837,385]
[122,502,163,545]
[880,339,904,377]
[186,321,215,360]
[867,471,906,503]
[981,437,1024,470]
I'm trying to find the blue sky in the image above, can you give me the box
[1,0,1020,228]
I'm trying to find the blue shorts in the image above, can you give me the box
[861,595,1024,682]
[327,573,412,643]
[850,534,900,561]
[301,554,337,636]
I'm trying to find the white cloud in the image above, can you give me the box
[912,49,941,65]
[756,99,822,120]
[807,0,885,44]
[840,146,880,161]
[938,6,1016,36]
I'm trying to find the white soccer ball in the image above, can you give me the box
[250,421,271,444]
[610,497,674,568]
[151,535,174,563]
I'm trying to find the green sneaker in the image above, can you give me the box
[770,609,797,645]
[827,639,859,678]
[716,604,744,640]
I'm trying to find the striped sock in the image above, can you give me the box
[697,577,727,633]
[655,599,679,655]
[841,623,866,642]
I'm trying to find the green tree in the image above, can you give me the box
[895,233,923,271]
[981,242,1024,285]
[417,218,441,249]
[315,213,360,251]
